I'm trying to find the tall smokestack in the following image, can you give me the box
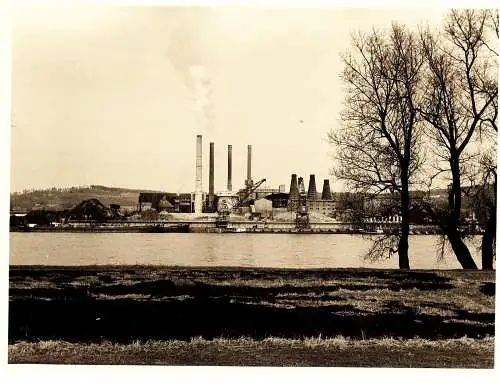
[208,142,215,210]
[289,174,299,200]
[246,144,252,187]
[322,179,332,200]
[307,174,317,201]
[227,145,232,191]
[194,135,203,214]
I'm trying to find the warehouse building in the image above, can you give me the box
[138,192,200,213]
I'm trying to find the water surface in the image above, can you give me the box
[9,233,483,269]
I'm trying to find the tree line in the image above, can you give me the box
[330,9,498,270]
[11,185,139,196]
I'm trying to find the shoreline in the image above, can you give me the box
[9,264,495,272]
[10,226,451,235]
[10,218,460,235]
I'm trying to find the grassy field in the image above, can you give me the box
[8,266,496,367]
[9,337,494,367]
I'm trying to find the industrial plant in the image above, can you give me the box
[11,134,421,234]
[9,132,451,234]
[136,134,337,230]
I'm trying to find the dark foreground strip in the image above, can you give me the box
[9,267,495,342]
[8,297,494,342]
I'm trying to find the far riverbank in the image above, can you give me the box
[11,219,451,235]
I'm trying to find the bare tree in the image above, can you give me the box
[419,10,498,269]
[463,152,496,269]
[330,24,424,269]
[477,10,498,270]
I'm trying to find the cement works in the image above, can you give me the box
[10,134,469,234]
[133,134,405,233]
[190,134,338,226]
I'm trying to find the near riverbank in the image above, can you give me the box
[8,266,495,367]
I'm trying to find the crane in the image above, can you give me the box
[235,178,266,208]
[215,178,267,228]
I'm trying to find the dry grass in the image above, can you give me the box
[8,337,494,367]
[9,266,495,366]
[10,267,495,327]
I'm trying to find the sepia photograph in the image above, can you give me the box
[5,0,498,376]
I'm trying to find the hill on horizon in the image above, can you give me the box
[10,185,169,212]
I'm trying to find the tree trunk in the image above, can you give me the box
[398,168,410,269]
[446,227,478,269]
[481,212,496,270]
[446,155,477,269]
[398,233,410,269]
[450,157,462,219]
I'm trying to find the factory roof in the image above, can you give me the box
[216,190,238,197]
[138,192,170,202]
[264,192,289,200]
[139,192,192,203]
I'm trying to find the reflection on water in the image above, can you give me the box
[9,233,483,269]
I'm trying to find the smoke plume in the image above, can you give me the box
[166,23,215,135]
[187,64,214,134]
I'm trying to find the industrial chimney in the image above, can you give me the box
[246,144,253,187]
[227,144,232,191]
[194,135,203,214]
[307,174,317,201]
[322,179,333,200]
[208,142,215,210]
[289,174,299,200]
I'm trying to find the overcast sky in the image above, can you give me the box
[11,5,448,193]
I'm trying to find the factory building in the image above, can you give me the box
[254,198,273,217]
[264,192,289,208]
[138,192,198,213]
[254,188,280,200]
[138,193,173,212]
[287,174,336,216]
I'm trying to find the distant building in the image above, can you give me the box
[138,192,170,212]
[254,187,280,200]
[254,198,273,218]
[138,192,194,213]
[176,193,194,213]
[307,199,336,216]
[285,174,336,217]
[265,192,289,209]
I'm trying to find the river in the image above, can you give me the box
[9,232,485,269]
